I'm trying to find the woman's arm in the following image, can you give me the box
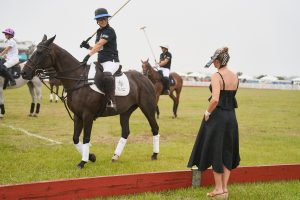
[88,39,108,56]
[204,73,221,121]
[0,46,12,57]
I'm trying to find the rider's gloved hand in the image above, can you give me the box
[80,41,91,49]
[82,54,91,65]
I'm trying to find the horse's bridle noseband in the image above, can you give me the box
[25,44,54,75]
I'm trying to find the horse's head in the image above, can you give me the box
[21,34,56,80]
[141,58,152,76]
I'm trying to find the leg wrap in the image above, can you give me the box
[153,134,160,153]
[82,143,90,162]
[30,103,35,114]
[0,104,5,115]
[75,142,83,155]
[36,103,40,114]
[114,137,127,156]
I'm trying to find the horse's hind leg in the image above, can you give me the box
[112,105,138,162]
[139,103,160,160]
[169,88,180,118]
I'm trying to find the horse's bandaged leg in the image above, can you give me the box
[75,142,83,155]
[82,143,90,162]
[153,134,160,153]
[114,137,127,156]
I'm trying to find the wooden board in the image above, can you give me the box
[0,164,299,199]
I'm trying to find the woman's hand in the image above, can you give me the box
[204,110,210,121]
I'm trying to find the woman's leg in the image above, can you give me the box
[222,165,231,193]
[207,171,224,196]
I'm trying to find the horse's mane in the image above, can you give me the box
[52,43,81,64]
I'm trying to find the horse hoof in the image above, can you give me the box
[151,153,158,160]
[89,153,96,162]
[33,114,38,117]
[28,113,33,117]
[111,154,119,162]
[77,161,87,169]
[50,100,52,102]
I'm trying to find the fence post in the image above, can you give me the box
[192,167,200,187]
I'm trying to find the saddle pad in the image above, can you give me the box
[88,63,130,96]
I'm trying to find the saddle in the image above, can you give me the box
[157,70,176,86]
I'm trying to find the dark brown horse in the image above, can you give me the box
[21,35,159,169]
[141,59,183,118]
[49,77,63,103]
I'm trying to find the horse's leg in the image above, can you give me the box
[139,102,160,160]
[27,82,35,117]
[77,115,95,169]
[169,88,179,118]
[112,105,138,162]
[55,85,59,103]
[156,94,160,119]
[50,84,53,102]
[33,80,42,117]
[0,85,4,118]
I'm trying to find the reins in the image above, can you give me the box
[27,44,93,121]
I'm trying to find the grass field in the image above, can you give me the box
[0,85,299,199]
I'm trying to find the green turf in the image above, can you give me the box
[0,86,299,199]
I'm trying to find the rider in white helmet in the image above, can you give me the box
[0,28,18,87]
[156,44,172,94]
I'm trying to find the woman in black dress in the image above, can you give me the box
[187,47,240,198]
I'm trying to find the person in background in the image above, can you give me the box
[81,8,119,111]
[0,28,18,87]
[156,44,172,94]
[187,47,240,198]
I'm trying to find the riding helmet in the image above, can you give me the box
[2,28,15,37]
[94,8,111,20]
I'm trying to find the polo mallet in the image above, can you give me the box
[140,26,157,63]
[80,0,132,46]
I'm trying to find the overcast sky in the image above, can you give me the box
[1,0,300,77]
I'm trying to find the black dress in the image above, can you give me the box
[187,72,240,173]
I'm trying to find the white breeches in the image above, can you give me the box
[3,58,19,68]
[158,67,170,77]
[101,61,120,74]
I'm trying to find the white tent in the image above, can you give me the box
[186,72,207,78]
[260,75,278,81]
[238,74,255,80]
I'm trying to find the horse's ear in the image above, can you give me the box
[44,35,56,46]
[146,58,149,62]
[42,34,47,42]
[141,59,143,63]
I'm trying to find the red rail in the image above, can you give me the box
[0,164,299,199]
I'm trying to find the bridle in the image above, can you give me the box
[142,61,161,83]
[24,44,92,121]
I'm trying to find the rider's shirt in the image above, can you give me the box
[95,24,119,63]
[5,39,19,61]
[159,51,172,69]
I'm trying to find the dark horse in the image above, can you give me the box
[141,59,183,118]
[21,35,159,169]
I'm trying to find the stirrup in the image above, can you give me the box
[9,80,16,86]
[106,100,117,110]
